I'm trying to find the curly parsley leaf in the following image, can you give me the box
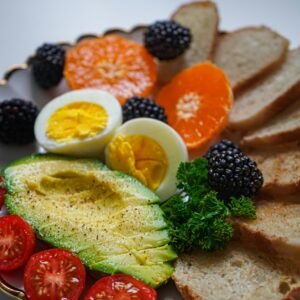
[161,158,256,254]
[176,158,210,198]
[228,196,256,219]
[161,194,191,225]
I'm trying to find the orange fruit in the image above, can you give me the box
[156,63,232,150]
[64,35,157,104]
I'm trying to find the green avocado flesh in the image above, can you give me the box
[2,154,176,288]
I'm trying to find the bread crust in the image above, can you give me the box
[262,180,300,197]
[171,1,219,61]
[229,47,300,131]
[234,43,288,93]
[241,99,300,147]
[230,76,300,131]
[213,26,289,92]
[235,220,300,266]
[234,221,279,256]
[246,142,300,196]
[283,286,300,300]
[234,199,300,269]
[241,126,300,147]
[172,276,203,300]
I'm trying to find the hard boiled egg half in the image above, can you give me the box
[105,118,188,201]
[35,89,122,157]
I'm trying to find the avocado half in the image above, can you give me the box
[2,154,177,288]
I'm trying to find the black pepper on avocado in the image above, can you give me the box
[3,154,176,288]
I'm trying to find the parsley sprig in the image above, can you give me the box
[161,158,256,254]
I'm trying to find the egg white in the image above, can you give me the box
[105,118,188,201]
[34,89,122,157]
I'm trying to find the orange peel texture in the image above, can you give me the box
[157,63,233,151]
[64,35,157,104]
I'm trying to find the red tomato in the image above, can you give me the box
[24,248,86,300]
[0,215,36,271]
[0,177,6,208]
[84,274,157,300]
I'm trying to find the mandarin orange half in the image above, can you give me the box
[64,35,157,104]
[157,63,232,151]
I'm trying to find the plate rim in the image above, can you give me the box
[0,274,25,300]
[0,24,147,86]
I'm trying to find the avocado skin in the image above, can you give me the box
[1,153,107,173]
[2,154,177,288]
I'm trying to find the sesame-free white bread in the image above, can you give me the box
[229,48,300,130]
[235,200,300,266]
[246,143,300,196]
[213,26,289,91]
[242,98,300,147]
[158,1,218,83]
[173,242,300,300]
[173,1,218,66]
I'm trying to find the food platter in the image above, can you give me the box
[1,1,300,298]
[0,25,183,300]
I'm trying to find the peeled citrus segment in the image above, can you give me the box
[64,35,157,104]
[157,63,232,150]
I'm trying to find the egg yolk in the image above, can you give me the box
[107,135,168,191]
[46,102,108,142]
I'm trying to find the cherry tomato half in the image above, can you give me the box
[24,248,86,300]
[84,274,157,300]
[0,177,6,208]
[0,215,36,271]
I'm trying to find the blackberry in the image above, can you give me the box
[144,20,192,60]
[0,99,39,144]
[122,97,168,123]
[32,43,65,89]
[205,139,240,160]
[206,140,263,199]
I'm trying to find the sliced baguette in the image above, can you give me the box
[173,242,300,300]
[242,98,300,147]
[213,26,289,91]
[229,48,300,131]
[246,142,300,196]
[158,1,218,83]
[235,200,300,266]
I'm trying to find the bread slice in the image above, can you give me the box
[246,142,300,196]
[229,48,300,131]
[158,1,218,83]
[235,200,300,266]
[173,242,300,300]
[241,98,300,147]
[213,26,289,91]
